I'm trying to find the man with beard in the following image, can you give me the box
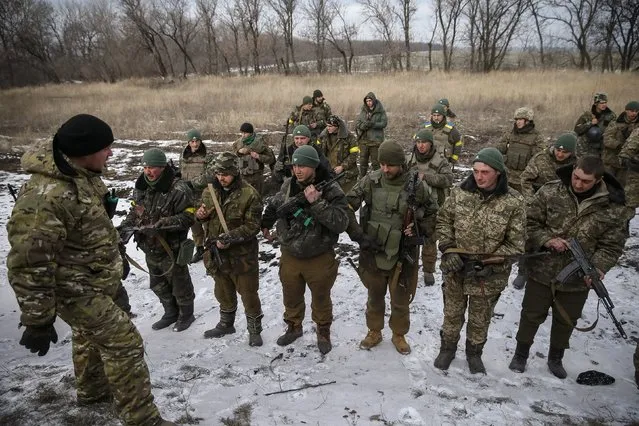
[434,148,526,374]
[423,104,463,164]
[407,129,453,286]
[318,114,360,194]
[347,141,439,355]
[356,92,388,177]
[312,89,332,128]
[496,107,546,193]
[574,93,616,158]
[196,152,264,346]
[261,145,349,355]
[603,101,639,184]
[289,96,324,138]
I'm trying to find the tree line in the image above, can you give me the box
[1,0,637,88]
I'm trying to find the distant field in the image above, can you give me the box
[0,71,637,155]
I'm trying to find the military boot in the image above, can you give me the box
[508,342,530,373]
[359,330,382,349]
[191,246,205,263]
[204,310,236,338]
[512,273,527,290]
[276,323,303,346]
[317,324,332,355]
[391,333,411,355]
[433,338,457,370]
[173,303,195,332]
[547,346,567,379]
[466,340,486,374]
[246,314,263,347]
[423,272,435,286]
[152,299,179,330]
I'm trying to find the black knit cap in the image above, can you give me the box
[240,122,254,133]
[53,114,114,157]
[313,89,323,98]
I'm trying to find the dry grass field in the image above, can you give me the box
[0,71,638,154]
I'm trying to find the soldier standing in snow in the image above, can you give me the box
[7,114,175,425]
[233,122,276,196]
[356,92,388,177]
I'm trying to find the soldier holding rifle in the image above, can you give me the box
[509,156,627,379]
[346,141,439,355]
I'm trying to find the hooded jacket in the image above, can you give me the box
[356,92,388,143]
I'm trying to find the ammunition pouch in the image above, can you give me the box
[176,239,195,266]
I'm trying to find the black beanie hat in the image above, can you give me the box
[313,89,323,98]
[240,122,254,133]
[53,114,114,157]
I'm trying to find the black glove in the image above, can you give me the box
[440,253,464,274]
[19,324,58,356]
[355,234,383,253]
[119,242,130,280]
[103,189,118,219]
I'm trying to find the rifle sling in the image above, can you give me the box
[124,233,175,277]
[208,183,229,233]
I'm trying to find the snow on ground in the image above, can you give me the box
[0,140,638,425]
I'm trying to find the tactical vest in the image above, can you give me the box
[181,155,207,181]
[427,124,453,158]
[364,171,409,270]
[505,134,539,171]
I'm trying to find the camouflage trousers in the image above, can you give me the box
[421,240,437,274]
[147,253,195,307]
[441,274,502,345]
[213,269,262,317]
[624,170,639,209]
[359,254,415,335]
[279,250,338,327]
[57,294,161,426]
[605,164,627,186]
[515,279,588,349]
[243,173,265,196]
[190,221,205,247]
[359,140,381,177]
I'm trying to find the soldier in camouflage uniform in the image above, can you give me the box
[273,125,331,182]
[496,107,546,193]
[509,156,627,379]
[619,127,639,218]
[347,141,438,355]
[312,89,332,128]
[574,93,616,158]
[261,145,349,355]
[120,148,196,333]
[318,114,360,194]
[513,133,578,290]
[407,129,453,286]
[603,101,639,185]
[356,92,388,177]
[423,104,463,164]
[434,148,526,374]
[7,114,173,426]
[195,152,264,346]
[180,129,209,263]
[233,122,276,196]
[289,96,325,138]
[438,98,457,120]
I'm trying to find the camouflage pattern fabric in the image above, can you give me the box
[603,112,639,183]
[232,133,276,195]
[574,106,616,157]
[6,141,161,425]
[180,142,210,245]
[619,128,639,210]
[356,92,388,176]
[519,147,576,199]
[526,165,628,291]
[496,122,546,190]
[436,174,526,345]
[407,146,454,207]
[312,100,332,128]
[317,117,359,193]
[289,106,325,138]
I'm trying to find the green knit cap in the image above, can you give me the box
[414,129,434,143]
[625,101,639,111]
[187,129,201,141]
[431,104,446,115]
[378,141,406,166]
[438,98,450,107]
[302,96,313,105]
[214,151,239,175]
[473,147,505,172]
[554,133,577,152]
[142,148,167,167]
[292,145,320,168]
[293,125,311,138]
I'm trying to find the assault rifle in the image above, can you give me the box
[460,252,551,279]
[7,184,18,202]
[203,234,242,267]
[555,237,627,339]
[275,171,345,226]
[118,224,182,245]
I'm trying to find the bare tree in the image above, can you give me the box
[268,0,299,74]
[527,0,548,67]
[393,0,416,70]
[196,0,221,75]
[359,0,401,71]
[240,0,262,74]
[154,0,199,78]
[222,0,247,75]
[434,0,467,72]
[607,0,639,71]
[542,0,602,71]
[303,0,331,73]
[322,0,357,73]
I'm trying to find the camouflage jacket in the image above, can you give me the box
[520,147,576,199]
[356,92,388,144]
[274,141,331,181]
[289,106,324,137]
[262,165,349,259]
[574,106,616,137]
[347,168,439,270]
[526,165,627,291]
[603,112,639,168]
[313,100,332,126]
[200,176,262,275]
[7,141,123,326]
[422,119,463,163]
[496,122,545,184]
[436,174,526,294]
[407,145,453,206]
[232,133,276,176]
[180,142,210,200]
[121,167,195,254]
[318,117,359,186]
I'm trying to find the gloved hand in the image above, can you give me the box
[19,324,58,356]
[103,189,118,219]
[355,234,383,253]
[358,121,370,131]
[119,242,130,280]
[440,253,464,274]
